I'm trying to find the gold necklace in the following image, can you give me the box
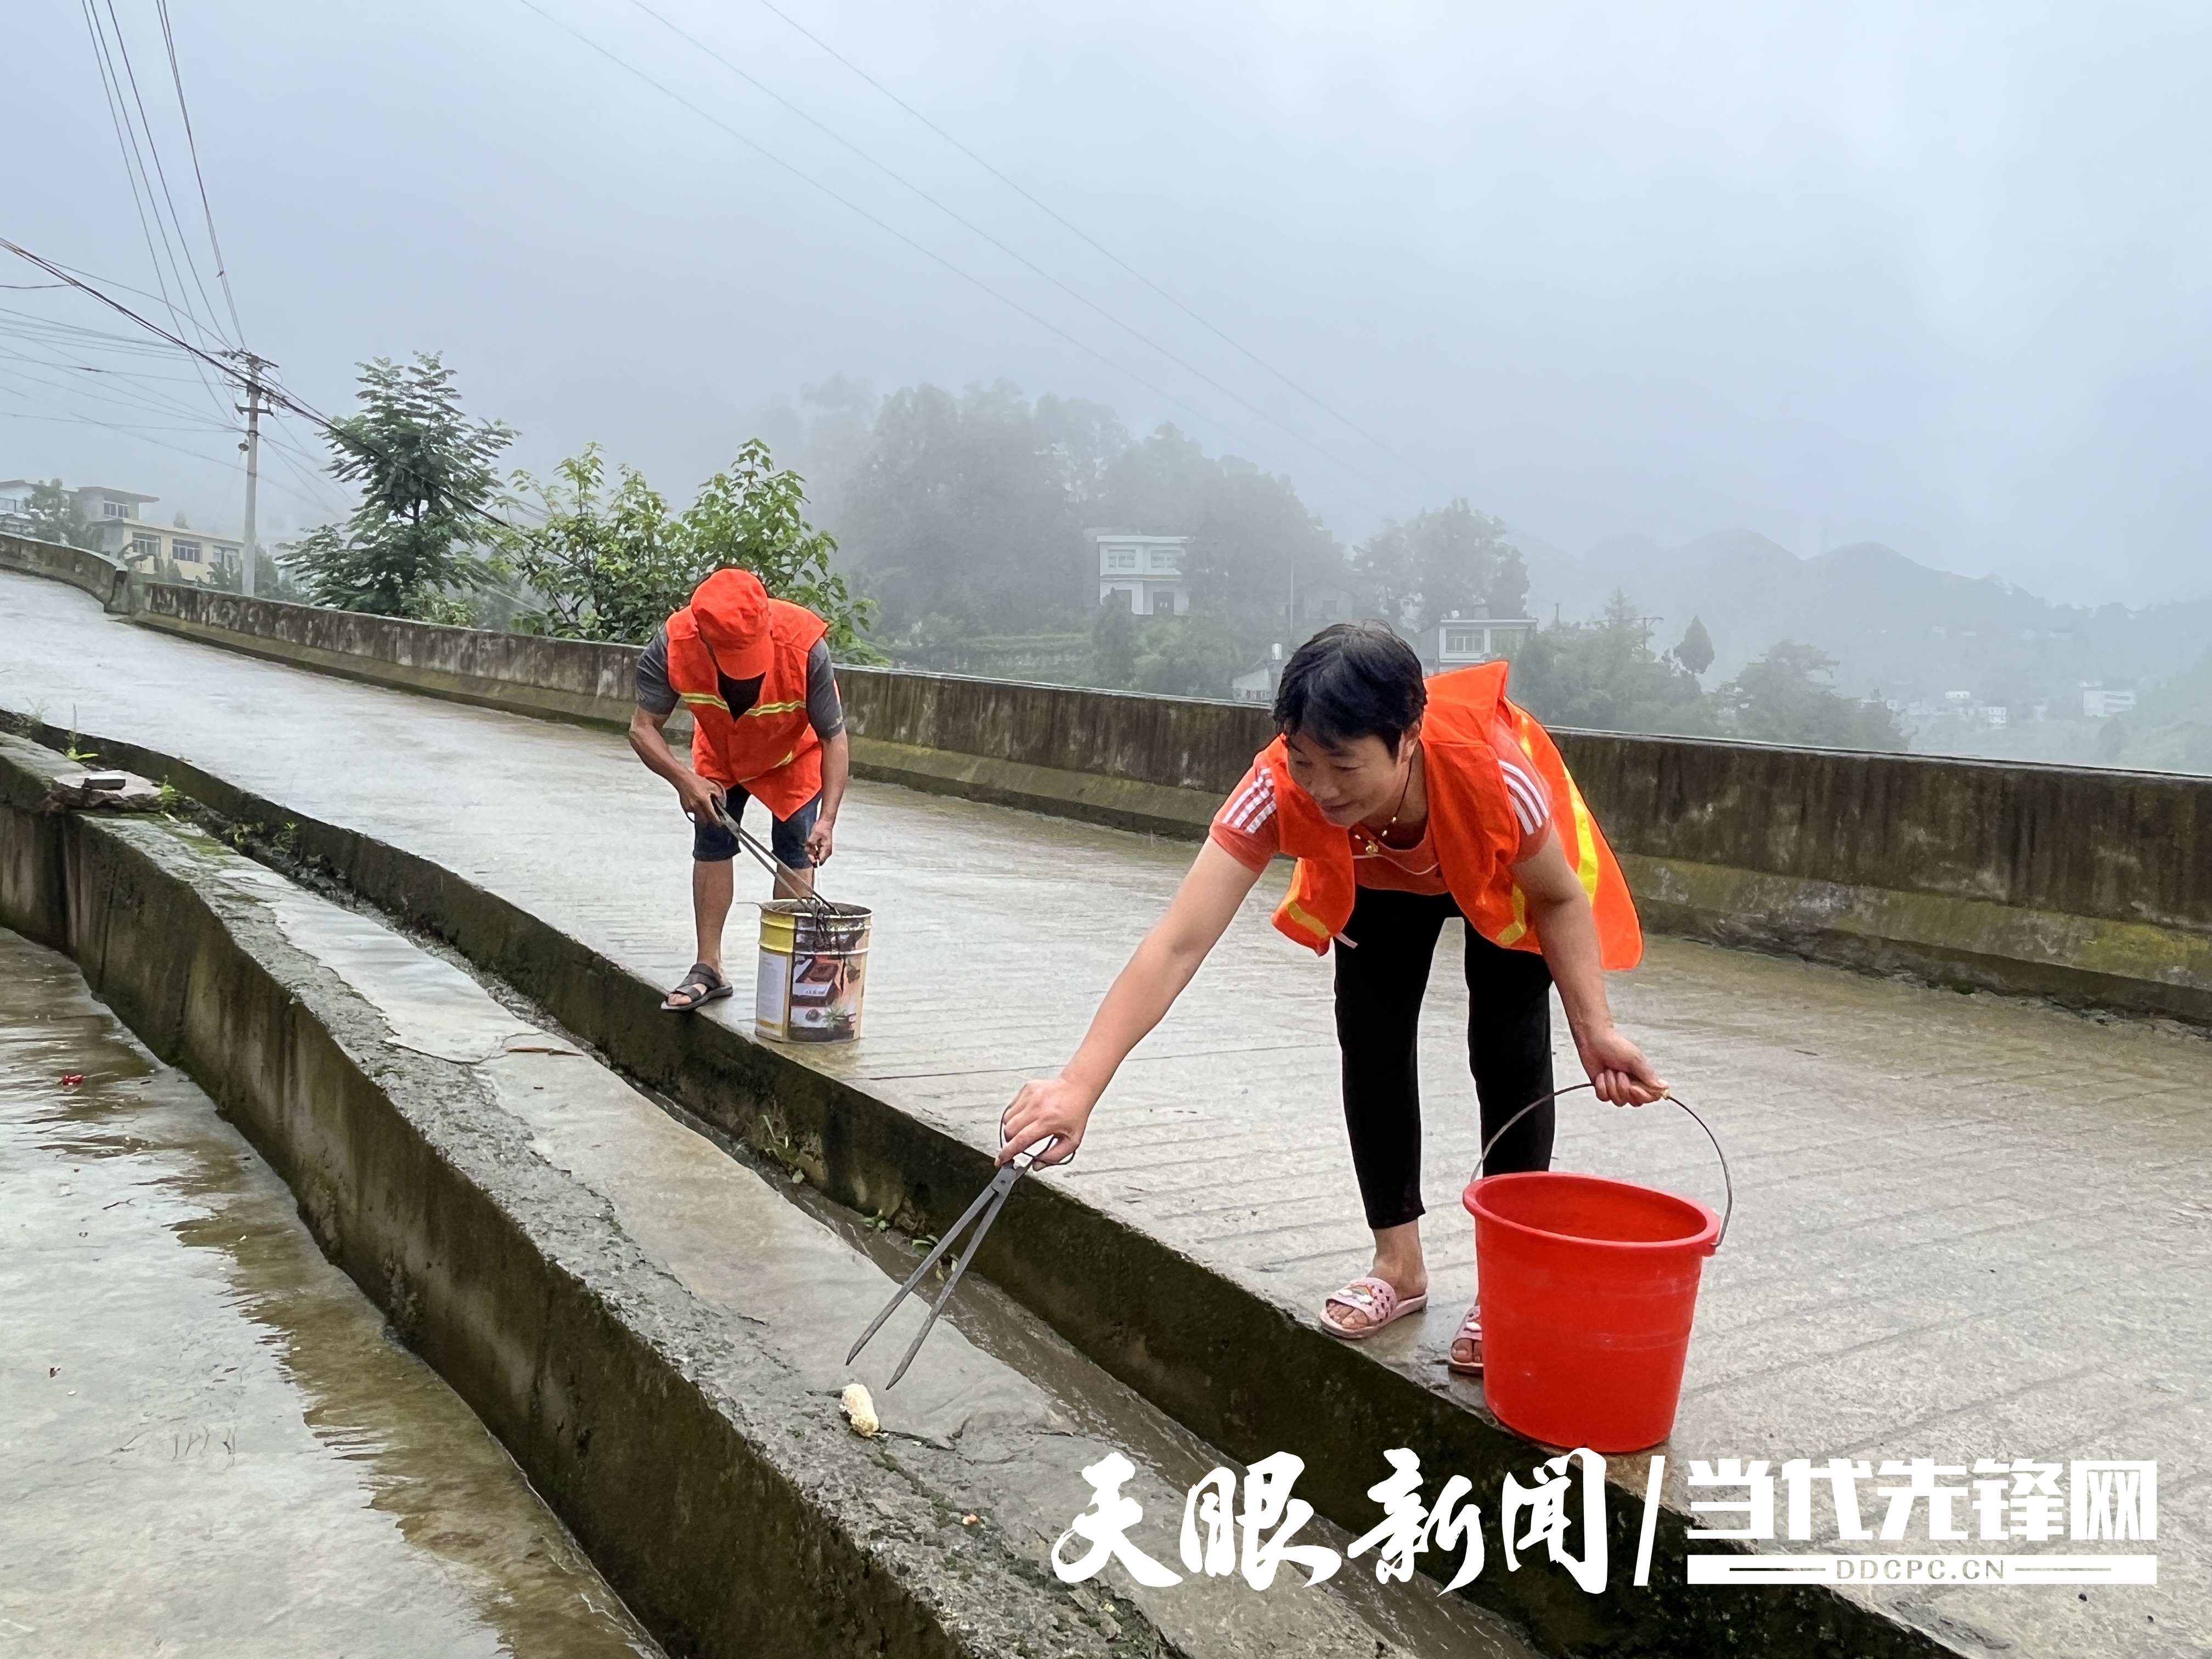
[1359,744,1422,853]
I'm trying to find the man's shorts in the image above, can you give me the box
[693,787,821,868]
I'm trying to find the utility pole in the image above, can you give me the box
[231,350,270,598]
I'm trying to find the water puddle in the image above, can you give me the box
[0,927,659,1657]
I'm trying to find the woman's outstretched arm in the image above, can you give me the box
[997,838,1263,1165]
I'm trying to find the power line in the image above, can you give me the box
[0,378,329,511]
[745,0,1460,501]
[0,408,219,435]
[76,0,233,427]
[0,353,241,430]
[79,0,186,347]
[619,0,1404,507]
[2,238,551,555]
[154,0,245,343]
[98,0,229,346]
[507,0,1393,521]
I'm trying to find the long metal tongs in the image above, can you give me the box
[712,797,839,921]
[845,1152,1034,1387]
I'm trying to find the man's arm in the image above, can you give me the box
[628,704,725,826]
[1514,827,1667,1105]
[802,641,849,865]
[806,729,850,865]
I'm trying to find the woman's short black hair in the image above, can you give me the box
[1272,622,1427,756]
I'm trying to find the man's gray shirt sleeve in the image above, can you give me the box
[634,622,843,740]
[634,625,678,716]
[807,640,845,740]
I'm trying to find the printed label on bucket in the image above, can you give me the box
[786,940,866,1042]
[755,944,788,1035]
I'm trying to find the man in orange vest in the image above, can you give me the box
[1000,622,1664,1373]
[628,567,850,1012]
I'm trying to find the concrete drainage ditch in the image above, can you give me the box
[0,728,1539,1659]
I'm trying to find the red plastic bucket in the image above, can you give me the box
[1463,1169,1720,1453]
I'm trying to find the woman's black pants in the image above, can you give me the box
[1332,885,1556,1231]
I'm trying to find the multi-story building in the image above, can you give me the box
[0,479,241,584]
[1412,610,1536,673]
[1093,531,1190,617]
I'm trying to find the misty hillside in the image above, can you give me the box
[1520,528,2212,713]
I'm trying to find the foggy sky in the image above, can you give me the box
[9,0,2211,605]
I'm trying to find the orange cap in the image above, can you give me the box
[690,568,773,680]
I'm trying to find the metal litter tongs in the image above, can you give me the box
[711,797,840,923]
[845,1136,1056,1387]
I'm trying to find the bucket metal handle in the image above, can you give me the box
[1477,1083,1734,1250]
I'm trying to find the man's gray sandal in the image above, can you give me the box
[662,961,732,1012]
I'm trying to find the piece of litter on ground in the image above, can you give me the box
[840,1382,880,1437]
[961,1513,979,1526]
[60,1074,83,1087]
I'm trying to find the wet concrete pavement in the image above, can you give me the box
[0,926,661,1658]
[3,570,2205,1655]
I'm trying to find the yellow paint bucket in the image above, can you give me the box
[755,901,872,1043]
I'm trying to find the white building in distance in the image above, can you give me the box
[1412,610,1536,673]
[1093,531,1190,617]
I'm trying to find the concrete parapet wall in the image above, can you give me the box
[838,669,2212,1023]
[129,579,649,730]
[0,531,129,611]
[12,554,2200,1022]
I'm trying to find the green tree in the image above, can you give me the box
[1509,592,1715,735]
[1094,424,1344,616]
[500,444,684,641]
[23,481,104,551]
[1672,615,1715,677]
[685,439,875,656]
[1356,499,1528,628]
[283,354,513,618]
[1719,641,1907,750]
[503,439,879,657]
[2092,650,2212,772]
[1132,613,1244,697]
[834,381,1126,635]
[1090,592,1138,687]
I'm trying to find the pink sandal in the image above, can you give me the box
[1446,1302,1483,1375]
[1319,1276,1427,1339]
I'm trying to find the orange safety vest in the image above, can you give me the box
[1261,660,1642,968]
[665,595,829,817]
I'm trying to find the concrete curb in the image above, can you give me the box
[3,714,1955,1659]
[0,732,1154,1659]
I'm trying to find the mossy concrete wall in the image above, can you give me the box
[17,557,2206,1022]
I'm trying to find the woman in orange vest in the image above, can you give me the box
[1000,622,1664,1373]
[628,567,850,1011]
